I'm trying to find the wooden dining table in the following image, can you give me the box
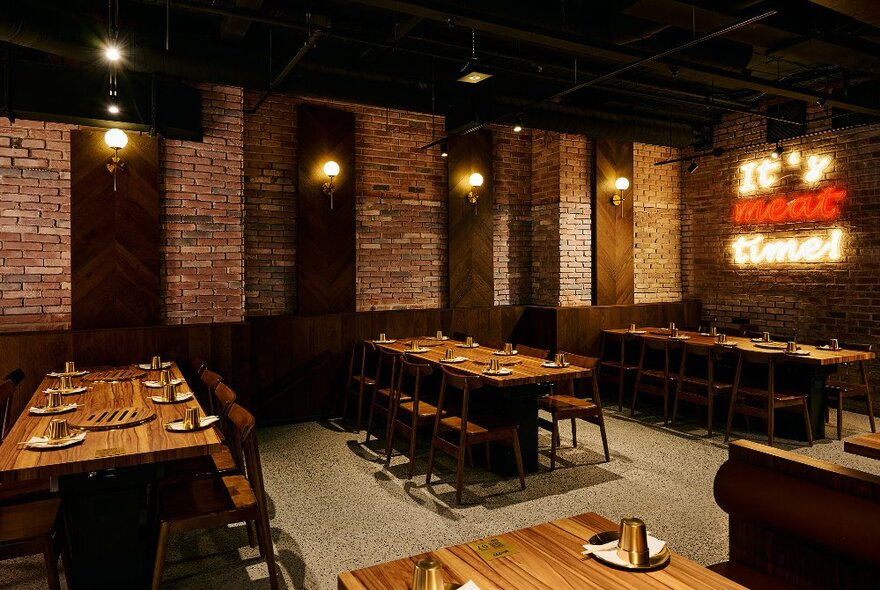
[375,337,591,473]
[603,327,876,439]
[844,432,880,461]
[338,511,746,589]
[0,361,221,589]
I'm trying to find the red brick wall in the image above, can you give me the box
[530,130,562,305]
[633,143,682,303]
[0,119,72,331]
[559,134,592,306]
[160,84,245,324]
[682,109,880,354]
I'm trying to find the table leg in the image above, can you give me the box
[59,464,159,590]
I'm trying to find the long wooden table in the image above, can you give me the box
[604,328,876,439]
[376,338,591,473]
[338,511,746,589]
[844,432,880,461]
[0,361,221,589]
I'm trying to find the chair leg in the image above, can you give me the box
[355,380,366,433]
[671,386,681,426]
[630,372,642,417]
[862,362,876,433]
[42,535,60,590]
[617,368,625,411]
[512,432,526,491]
[364,388,379,443]
[724,391,738,443]
[803,399,814,447]
[483,442,491,472]
[151,522,171,590]
[597,414,611,462]
[837,392,844,441]
[550,416,558,471]
[247,519,258,549]
[257,504,280,590]
[455,441,467,505]
[767,401,775,447]
[571,417,578,447]
[707,392,714,437]
[407,418,419,480]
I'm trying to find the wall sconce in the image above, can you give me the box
[465,172,483,214]
[322,160,340,209]
[104,128,128,192]
[611,176,629,206]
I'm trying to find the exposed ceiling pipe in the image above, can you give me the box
[246,29,322,113]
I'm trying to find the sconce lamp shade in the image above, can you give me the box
[469,172,484,187]
[323,160,340,177]
[614,176,630,191]
[104,128,128,150]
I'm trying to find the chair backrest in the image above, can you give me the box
[558,351,600,401]
[2,368,25,386]
[440,366,483,393]
[516,344,550,360]
[400,354,433,378]
[482,338,504,351]
[214,382,237,413]
[190,357,207,377]
[452,331,470,342]
[200,368,224,393]
[226,402,269,512]
[374,348,401,389]
[0,379,15,442]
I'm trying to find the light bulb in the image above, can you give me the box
[513,124,523,132]
[469,172,484,187]
[323,160,340,177]
[104,128,128,150]
[105,45,121,62]
[615,177,630,191]
[108,104,120,114]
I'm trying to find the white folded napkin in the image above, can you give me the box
[25,431,87,447]
[457,582,481,590]
[30,403,77,414]
[441,356,468,363]
[149,391,194,403]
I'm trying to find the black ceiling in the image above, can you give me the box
[3,0,880,146]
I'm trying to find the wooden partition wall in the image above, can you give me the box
[70,129,160,329]
[0,302,699,425]
[593,138,634,305]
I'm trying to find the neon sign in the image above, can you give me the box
[733,187,845,224]
[739,151,831,194]
[732,229,843,264]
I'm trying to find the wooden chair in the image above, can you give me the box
[671,342,734,436]
[342,340,377,432]
[452,331,470,342]
[515,344,550,360]
[364,348,405,444]
[385,355,441,478]
[0,378,16,442]
[199,368,223,416]
[537,352,610,470]
[724,351,813,447]
[0,498,66,590]
[597,330,640,411]
[481,338,504,351]
[631,337,681,423]
[817,340,875,439]
[426,367,525,505]
[152,402,279,590]
[0,379,53,505]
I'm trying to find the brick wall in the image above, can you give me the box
[530,130,562,305]
[633,143,682,303]
[492,126,532,305]
[0,119,72,331]
[559,134,592,306]
[160,84,245,324]
[682,109,880,354]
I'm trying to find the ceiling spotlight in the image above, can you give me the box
[108,103,120,115]
[105,45,121,62]
[440,140,448,158]
[457,70,492,84]
[687,160,699,174]
[513,123,522,133]
[770,143,784,159]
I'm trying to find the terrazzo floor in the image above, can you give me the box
[2,403,878,589]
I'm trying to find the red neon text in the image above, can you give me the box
[732,187,845,224]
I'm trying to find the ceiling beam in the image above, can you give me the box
[344,0,880,117]
[805,0,880,28]
[219,0,265,40]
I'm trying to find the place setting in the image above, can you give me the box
[439,348,468,364]
[19,417,87,451]
[138,355,172,371]
[143,368,184,388]
[542,353,571,368]
[581,517,670,571]
[149,381,195,404]
[372,332,396,344]
[817,338,843,351]
[456,336,480,348]
[482,358,512,376]
[714,333,738,348]
[47,360,88,379]
[30,390,79,415]
[425,330,450,341]
[165,406,219,432]
[45,372,88,396]
[493,343,518,356]
[405,339,429,354]
[626,323,647,335]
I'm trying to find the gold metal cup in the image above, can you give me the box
[671,327,679,338]
[465,336,473,347]
[159,369,171,385]
[617,517,650,567]
[436,330,443,340]
[489,358,500,372]
[411,340,420,351]
[830,338,840,350]
[47,391,63,409]
[182,406,200,430]
[64,361,76,373]
[555,353,565,366]
[445,348,454,360]
[787,341,797,353]
[503,342,513,355]
[629,323,636,332]
[151,355,162,369]
[379,332,387,342]
[762,331,771,342]
[668,322,675,331]
[717,333,727,344]
[59,375,74,391]
[46,418,70,440]
[710,326,718,336]
[162,383,177,402]
[411,557,444,590]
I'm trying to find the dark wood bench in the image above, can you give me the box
[711,440,880,590]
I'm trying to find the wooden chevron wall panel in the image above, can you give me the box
[593,138,634,305]
[296,105,356,314]
[448,130,494,308]
[71,129,160,329]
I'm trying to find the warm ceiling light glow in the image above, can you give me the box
[513,124,523,132]
[457,71,492,83]
[469,172,484,187]
[108,104,120,114]
[323,160,340,177]
[615,177,630,191]
[105,45,121,62]
[104,128,128,150]
[770,144,784,159]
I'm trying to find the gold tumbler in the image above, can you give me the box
[503,342,513,355]
[46,418,70,440]
[59,375,74,391]
[445,348,454,361]
[617,517,650,566]
[162,383,177,402]
[47,391,64,409]
[465,336,474,347]
[151,355,162,369]
[159,369,171,385]
[411,558,444,590]
[182,406,200,430]
[64,361,76,373]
